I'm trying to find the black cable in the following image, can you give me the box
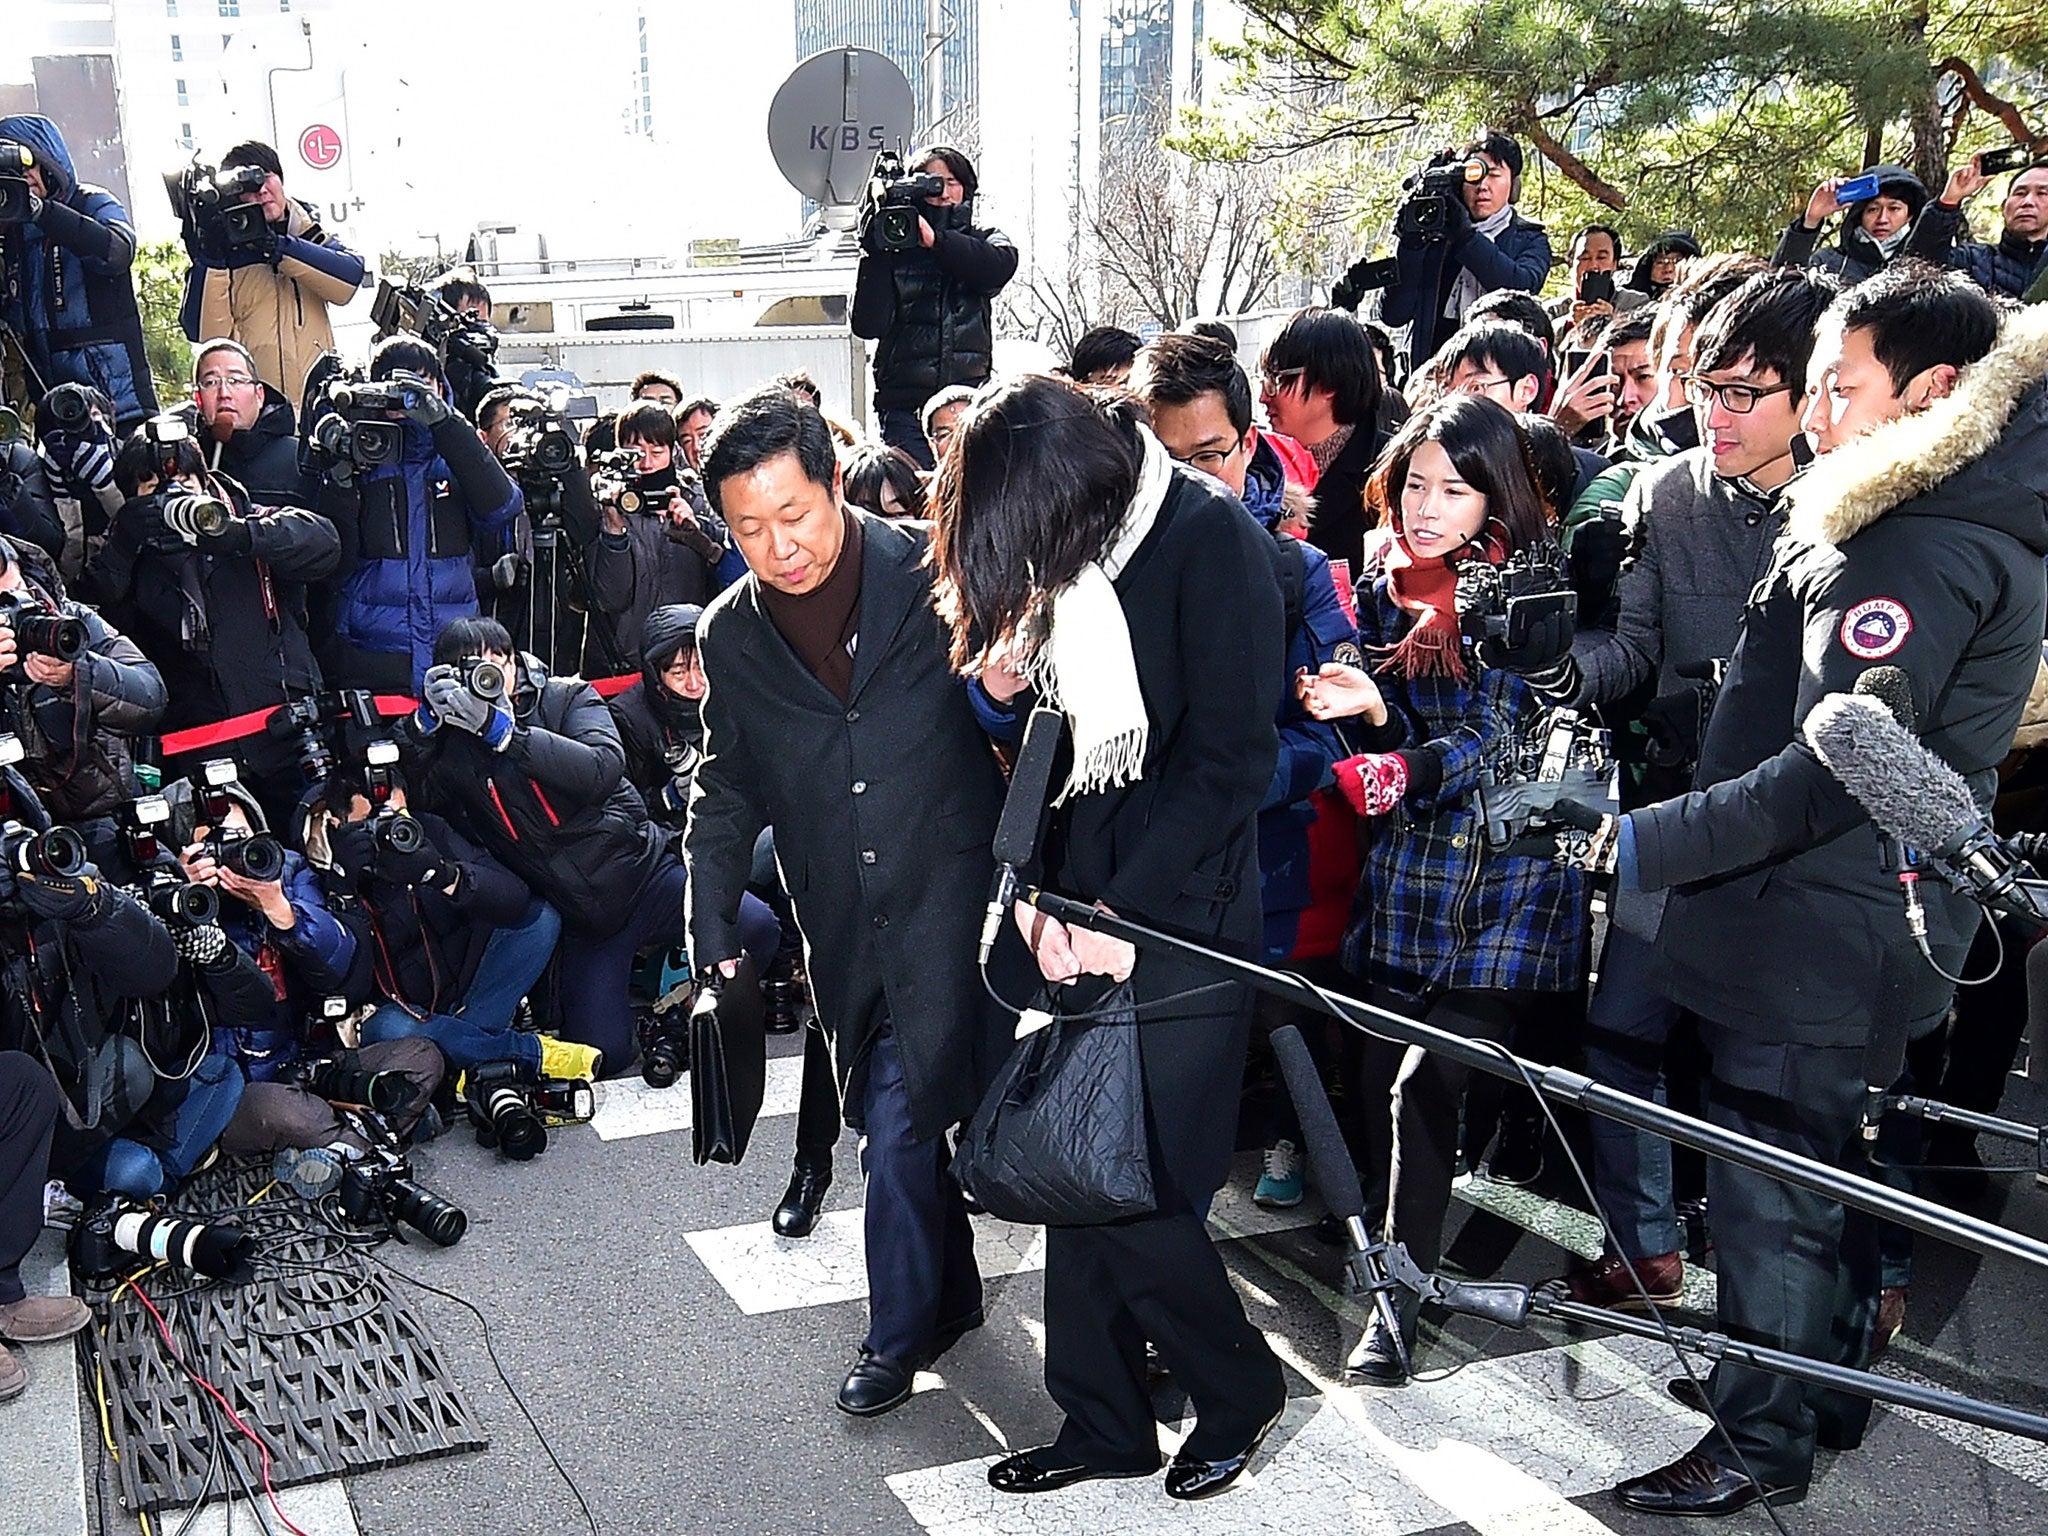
[366,1253,601,1536]
[1284,968,1800,1536]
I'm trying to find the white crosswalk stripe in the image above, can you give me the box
[586,1052,809,1141]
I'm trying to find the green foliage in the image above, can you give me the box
[1184,0,2048,281]
[135,239,193,408]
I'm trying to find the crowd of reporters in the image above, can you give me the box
[1,106,2046,1521]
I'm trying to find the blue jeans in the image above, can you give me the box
[86,1052,246,1202]
[558,858,780,1070]
[1584,928,1682,1259]
[359,900,563,1072]
[860,1023,980,1363]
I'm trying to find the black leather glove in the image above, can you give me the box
[388,370,452,429]
[1567,516,1632,620]
[376,825,448,891]
[1640,684,1709,770]
[1476,602,1576,676]
[197,514,253,557]
[325,819,376,888]
[17,865,107,924]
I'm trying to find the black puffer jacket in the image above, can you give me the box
[1772,165,1928,287]
[90,469,340,724]
[208,383,315,510]
[851,200,1018,412]
[0,536,165,819]
[319,809,534,1016]
[397,655,665,936]
[1631,305,2048,1042]
[0,439,65,564]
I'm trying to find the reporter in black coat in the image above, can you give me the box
[934,378,1288,1501]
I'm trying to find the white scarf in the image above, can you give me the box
[1445,204,1517,323]
[1025,425,1173,804]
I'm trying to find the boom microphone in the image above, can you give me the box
[1802,690,2046,920]
[981,707,1064,964]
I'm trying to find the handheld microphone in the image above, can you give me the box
[1802,685,2046,921]
[981,707,1064,965]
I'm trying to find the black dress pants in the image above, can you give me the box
[0,1052,60,1305]
[1045,1212,1285,1469]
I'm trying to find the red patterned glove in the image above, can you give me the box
[1333,752,1409,817]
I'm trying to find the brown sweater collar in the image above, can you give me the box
[759,507,864,701]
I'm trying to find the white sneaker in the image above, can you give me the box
[43,1180,84,1231]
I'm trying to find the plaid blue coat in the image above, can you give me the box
[1341,554,1590,998]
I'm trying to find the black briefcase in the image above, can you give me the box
[689,954,767,1165]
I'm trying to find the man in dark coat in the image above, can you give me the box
[1380,129,1554,374]
[1906,155,2048,300]
[1256,307,1386,579]
[0,116,157,429]
[1600,296,2048,1515]
[685,387,1012,1417]
[850,145,1017,470]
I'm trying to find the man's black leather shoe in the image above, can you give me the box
[1347,1308,1411,1387]
[772,1156,832,1238]
[836,1350,914,1417]
[988,1447,1157,1494]
[1614,1452,1805,1516]
[1164,1407,1284,1501]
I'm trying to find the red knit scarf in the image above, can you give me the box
[1377,530,1502,683]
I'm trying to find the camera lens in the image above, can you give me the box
[378,814,425,856]
[384,1176,468,1247]
[13,824,89,878]
[222,834,285,884]
[149,880,219,927]
[467,659,506,700]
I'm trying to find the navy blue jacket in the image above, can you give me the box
[1904,199,2047,301]
[0,115,157,427]
[1381,209,1554,372]
[217,852,358,1081]
[325,415,522,688]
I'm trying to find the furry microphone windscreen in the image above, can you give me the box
[1802,692,1980,853]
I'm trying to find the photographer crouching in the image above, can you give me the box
[1381,130,1555,376]
[398,616,778,1075]
[851,146,1017,469]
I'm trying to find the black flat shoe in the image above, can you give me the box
[836,1350,914,1417]
[1614,1451,1805,1516]
[1667,1375,1709,1415]
[1346,1308,1411,1387]
[772,1157,832,1238]
[1164,1407,1284,1501]
[988,1447,1158,1495]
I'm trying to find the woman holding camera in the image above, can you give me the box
[1298,394,1589,1384]
[934,377,1287,1502]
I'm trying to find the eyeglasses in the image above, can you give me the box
[1684,377,1793,414]
[1259,366,1306,393]
[197,373,257,390]
[1179,443,1245,475]
[1454,375,1514,396]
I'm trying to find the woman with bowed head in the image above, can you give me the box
[932,376,1288,1502]
[1297,393,1590,1384]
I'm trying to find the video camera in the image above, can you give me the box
[1397,152,1486,243]
[164,159,271,257]
[0,139,36,224]
[588,448,678,517]
[1455,549,1577,651]
[498,398,579,481]
[370,278,499,380]
[862,150,946,254]
[304,370,412,477]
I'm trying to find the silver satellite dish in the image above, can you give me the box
[767,47,917,209]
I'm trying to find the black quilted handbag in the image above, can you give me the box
[951,982,1156,1226]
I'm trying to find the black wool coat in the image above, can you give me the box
[684,512,1015,1140]
[1032,469,1285,1207]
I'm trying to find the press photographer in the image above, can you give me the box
[376,272,501,420]
[176,141,368,404]
[0,532,163,822]
[0,410,61,567]
[586,401,727,670]
[475,384,607,678]
[191,339,316,510]
[94,414,337,821]
[178,773,443,1184]
[851,146,1017,468]
[0,115,157,430]
[30,381,121,578]
[399,617,778,1074]
[314,338,522,692]
[1380,130,1555,375]
[308,754,595,1087]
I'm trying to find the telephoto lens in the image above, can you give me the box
[44,382,92,429]
[639,1010,689,1090]
[161,491,232,541]
[72,1202,257,1283]
[300,1056,409,1114]
[380,1172,468,1247]
[463,1064,547,1160]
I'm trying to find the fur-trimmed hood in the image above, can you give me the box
[1785,304,2048,552]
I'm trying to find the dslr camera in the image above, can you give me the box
[264,687,383,784]
[0,139,36,224]
[165,160,271,256]
[1397,152,1486,243]
[861,150,946,254]
[191,759,286,883]
[0,591,87,675]
[462,1060,594,1161]
[336,1147,467,1246]
[119,793,220,928]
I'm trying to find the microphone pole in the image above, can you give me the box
[980,707,1064,966]
[1020,886,2048,1277]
